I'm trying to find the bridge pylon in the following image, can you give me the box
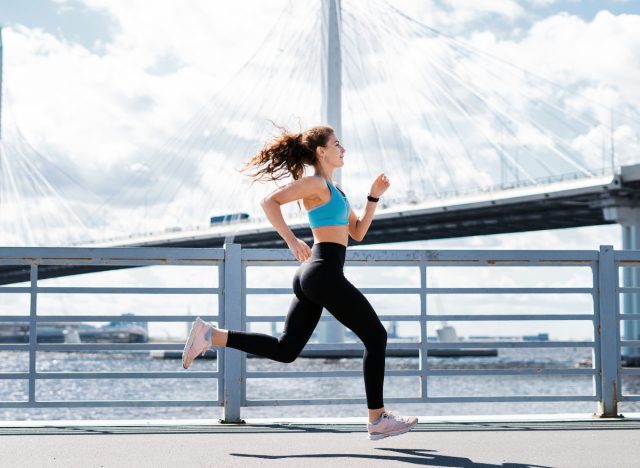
[318,0,346,346]
[603,202,640,361]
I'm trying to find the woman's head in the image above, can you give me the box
[240,124,342,182]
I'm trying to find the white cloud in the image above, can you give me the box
[1,0,639,259]
[527,0,559,7]
[488,10,640,100]
[387,0,525,34]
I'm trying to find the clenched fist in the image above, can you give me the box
[370,173,390,198]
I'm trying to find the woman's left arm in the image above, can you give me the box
[348,173,390,242]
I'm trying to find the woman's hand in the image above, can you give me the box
[370,173,390,198]
[286,237,312,262]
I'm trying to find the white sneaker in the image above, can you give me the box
[367,411,418,440]
[182,317,211,369]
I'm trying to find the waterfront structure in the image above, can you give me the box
[0,244,628,420]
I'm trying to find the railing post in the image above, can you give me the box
[222,243,244,423]
[28,264,38,404]
[596,245,621,417]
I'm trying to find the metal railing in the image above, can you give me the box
[0,247,225,411]
[0,244,632,421]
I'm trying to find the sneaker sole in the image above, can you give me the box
[368,421,417,440]
[182,319,207,369]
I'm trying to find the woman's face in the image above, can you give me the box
[319,133,345,168]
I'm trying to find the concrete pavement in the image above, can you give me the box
[2,416,640,467]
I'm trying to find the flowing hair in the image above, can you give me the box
[240,124,334,183]
[239,124,335,210]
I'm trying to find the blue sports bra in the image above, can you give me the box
[307,174,350,229]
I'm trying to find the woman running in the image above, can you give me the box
[182,125,418,440]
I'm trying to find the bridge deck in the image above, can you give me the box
[2,415,639,467]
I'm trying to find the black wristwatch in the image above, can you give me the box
[367,194,379,202]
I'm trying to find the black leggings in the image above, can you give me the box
[226,242,387,409]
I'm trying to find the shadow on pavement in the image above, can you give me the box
[230,447,552,467]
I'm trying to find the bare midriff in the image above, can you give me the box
[311,225,349,247]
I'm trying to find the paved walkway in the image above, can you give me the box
[2,416,640,467]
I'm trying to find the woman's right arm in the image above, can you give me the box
[260,176,323,261]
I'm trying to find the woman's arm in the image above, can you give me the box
[260,199,298,245]
[261,175,324,261]
[348,172,390,242]
[348,203,377,242]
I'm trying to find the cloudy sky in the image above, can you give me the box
[1,0,639,339]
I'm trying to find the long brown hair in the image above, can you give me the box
[239,124,334,183]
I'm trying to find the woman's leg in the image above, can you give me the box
[224,270,323,363]
[301,272,387,413]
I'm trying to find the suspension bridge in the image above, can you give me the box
[4,3,640,447]
[0,0,639,274]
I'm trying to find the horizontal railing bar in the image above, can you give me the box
[1,369,595,380]
[245,261,429,267]
[299,343,419,350]
[417,262,595,267]
[245,287,593,295]
[245,397,408,406]
[425,314,594,321]
[0,400,221,408]
[423,396,597,403]
[0,248,600,263]
[243,314,594,323]
[615,251,640,261]
[4,341,590,352]
[0,246,225,261]
[0,340,594,352]
[621,368,640,375]
[33,371,218,379]
[618,340,640,348]
[619,287,640,293]
[425,341,593,349]
[0,371,217,379]
[0,314,592,323]
[36,344,189,351]
[0,344,29,350]
[245,314,419,323]
[617,314,640,320]
[245,369,418,379]
[245,368,596,378]
[242,249,598,262]
[34,287,219,295]
[245,287,422,294]
[426,368,596,376]
[426,288,593,294]
[244,395,596,406]
[620,395,640,401]
[0,259,222,267]
[245,260,595,267]
[0,315,220,323]
[0,287,30,293]
[0,372,29,379]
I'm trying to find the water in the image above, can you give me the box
[2,348,640,421]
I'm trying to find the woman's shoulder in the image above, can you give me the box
[300,174,328,188]
[297,175,328,205]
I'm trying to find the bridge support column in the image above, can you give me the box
[603,205,640,362]
[319,0,345,346]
